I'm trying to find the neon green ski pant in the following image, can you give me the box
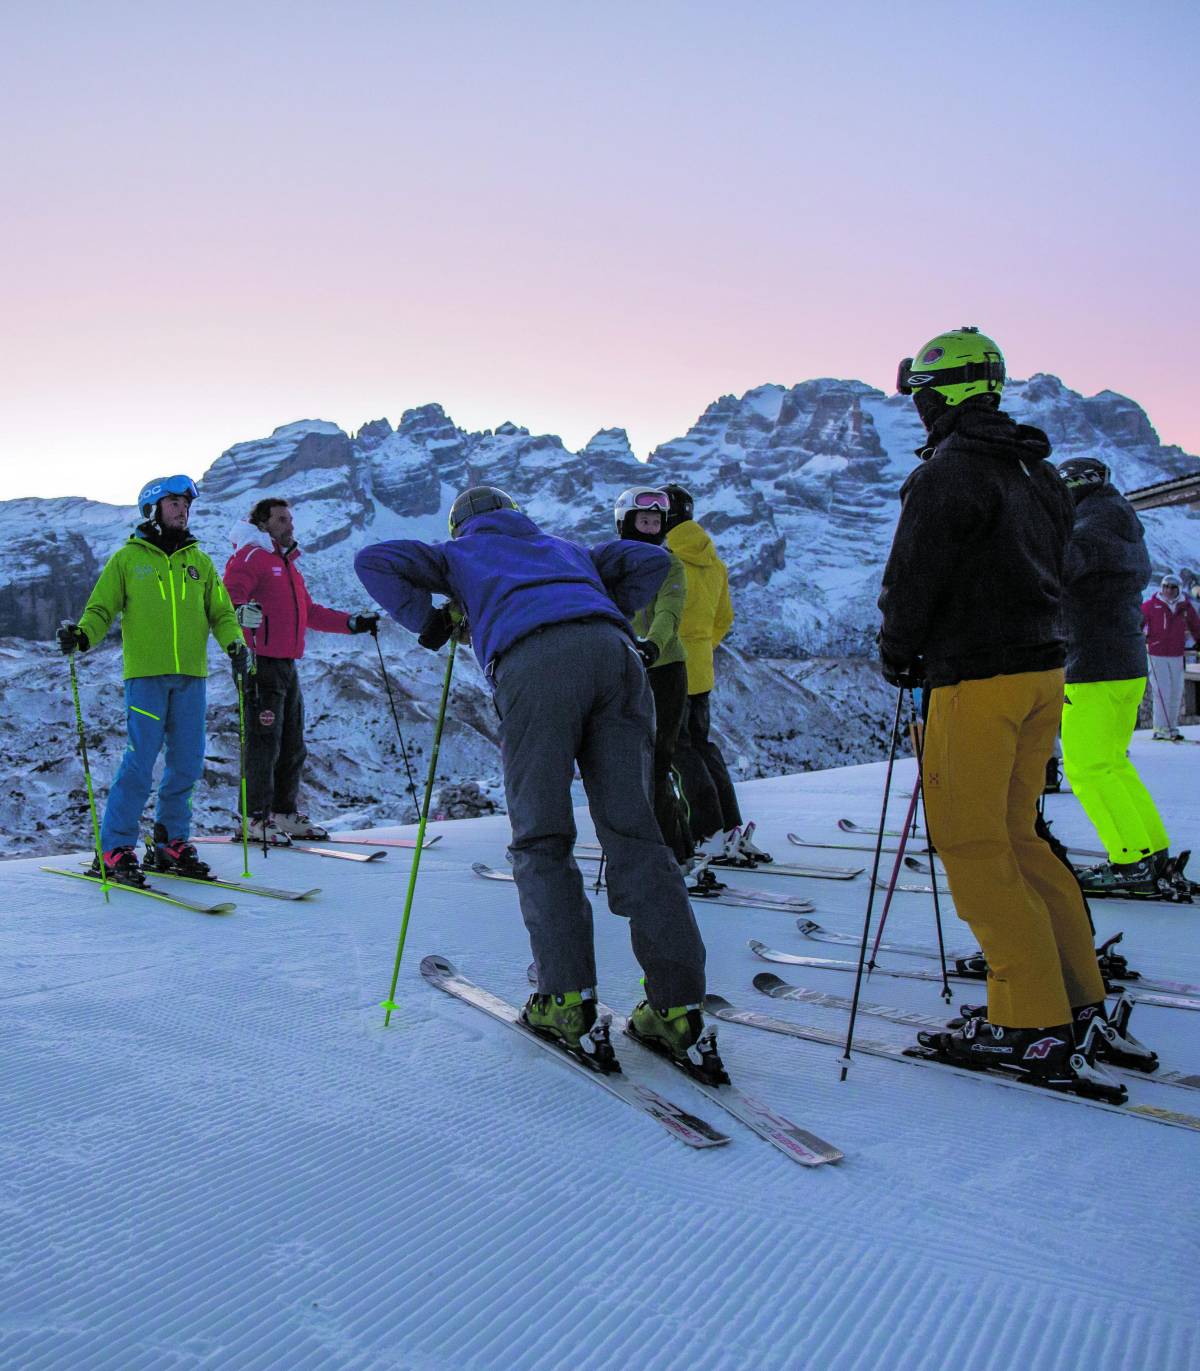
[1061,678,1169,862]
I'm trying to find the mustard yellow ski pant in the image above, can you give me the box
[1061,677,1169,863]
[923,669,1106,1027]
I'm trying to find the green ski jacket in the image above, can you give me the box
[631,548,687,667]
[77,528,243,679]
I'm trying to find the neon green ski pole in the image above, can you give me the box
[66,648,109,902]
[381,633,459,1026]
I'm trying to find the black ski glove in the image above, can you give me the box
[227,641,251,686]
[879,648,925,691]
[635,638,660,667]
[348,612,380,636]
[417,602,467,651]
[57,622,89,655]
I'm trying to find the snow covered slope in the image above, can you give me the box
[0,373,1196,857]
[3,736,1198,1369]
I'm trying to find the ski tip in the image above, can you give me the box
[702,993,734,1013]
[747,939,768,955]
[471,861,494,876]
[796,918,821,934]
[752,972,786,992]
[420,954,456,980]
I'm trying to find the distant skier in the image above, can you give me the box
[56,475,246,884]
[1141,573,1200,740]
[1055,458,1186,899]
[879,328,1144,1094]
[611,486,693,866]
[662,483,755,860]
[354,486,724,1082]
[222,497,379,843]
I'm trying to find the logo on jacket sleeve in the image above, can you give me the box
[258,709,276,727]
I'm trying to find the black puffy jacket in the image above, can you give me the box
[878,403,1074,688]
[1060,483,1151,683]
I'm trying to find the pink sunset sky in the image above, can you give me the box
[2,1,1197,502]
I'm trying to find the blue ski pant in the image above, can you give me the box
[100,675,207,850]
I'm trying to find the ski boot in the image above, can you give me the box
[273,811,329,840]
[1076,853,1161,898]
[520,989,619,1073]
[88,846,147,887]
[143,823,212,879]
[1073,996,1159,1073]
[916,1015,1127,1102]
[1152,729,1170,741]
[626,1001,730,1085]
[242,813,292,846]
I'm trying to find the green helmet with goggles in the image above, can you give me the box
[897,327,1006,408]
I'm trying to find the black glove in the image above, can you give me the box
[57,622,89,655]
[879,647,925,691]
[417,602,467,651]
[348,612,380,636]
[227,641,251,686]
[635,638,660,667]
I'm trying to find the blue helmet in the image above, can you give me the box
[137,474,198,520]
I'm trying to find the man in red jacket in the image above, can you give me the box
[1141,573,1200,740]
[224,497,379,841]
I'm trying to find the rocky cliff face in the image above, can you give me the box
[0,373,1195,856]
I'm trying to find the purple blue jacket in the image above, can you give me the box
[353,508,670,678]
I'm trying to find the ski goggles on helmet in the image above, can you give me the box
[139,474,198,505]
[629,490,669,511]
[897,356,1005,396]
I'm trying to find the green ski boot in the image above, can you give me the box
[627,1001,730,1085]
[520,988,619,1073]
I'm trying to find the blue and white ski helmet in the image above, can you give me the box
[137,474,198,520]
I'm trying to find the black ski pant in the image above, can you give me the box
[246,657,307,817]
[673,690,742,844]
[494,619,706,1007]
[647,659,691,863]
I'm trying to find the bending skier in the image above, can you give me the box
[223,496,379,843]
[56,475,246,884]
[354,486,724,1082]
[1056,458,1187,899]
[612,486,693,867]
[663,483,755,860]
[1141,573,1200,741]
[879,327,1146,1096]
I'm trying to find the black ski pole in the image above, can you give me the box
[65,640,110,901]
[839,687,905,1081]
[908,690,952,1002]
[381,633,459,1027]
[373,630,421,819]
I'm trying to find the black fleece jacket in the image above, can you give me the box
[878,403,1074,688]
[1061,484,1151,683]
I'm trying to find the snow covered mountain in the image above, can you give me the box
[1,374,1196,856]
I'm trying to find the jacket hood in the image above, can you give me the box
[133,522,197,554]
[927,404,1053,467]
[666,519,722,569]
[1153,589,1187,613]
[454,508,543,542]
[229,520,301,559]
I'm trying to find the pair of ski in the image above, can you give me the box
[194,835,417,863]
[833,818,1108,862]
[421,955,843,1164]
[758,932,1200,1013]
[473,861,815,915]
[704,970,1200,1133]
[576,840,861,883]
[794,918,1200,1002]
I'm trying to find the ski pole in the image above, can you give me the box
[373,630,421,819]
[907,690,952,1001]
[840,687,905,1081]
[235,672,251,879]
[65,642,109,902]
[381,633,459,1026]
[866,773,921,971]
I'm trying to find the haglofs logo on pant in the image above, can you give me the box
[258,709,276,727]
[1024,1035,1066,1061]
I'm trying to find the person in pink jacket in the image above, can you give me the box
[1141,573,1200,739]
[223,497,379,841]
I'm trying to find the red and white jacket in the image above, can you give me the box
[1141,590,1200,658]
[223,523,351,660]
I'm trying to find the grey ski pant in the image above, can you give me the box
[493,619,707,1007]
[1148,655,1184,731]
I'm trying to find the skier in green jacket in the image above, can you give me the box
[57,474,246,885]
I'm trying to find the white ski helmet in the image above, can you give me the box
[614,487,670,542]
